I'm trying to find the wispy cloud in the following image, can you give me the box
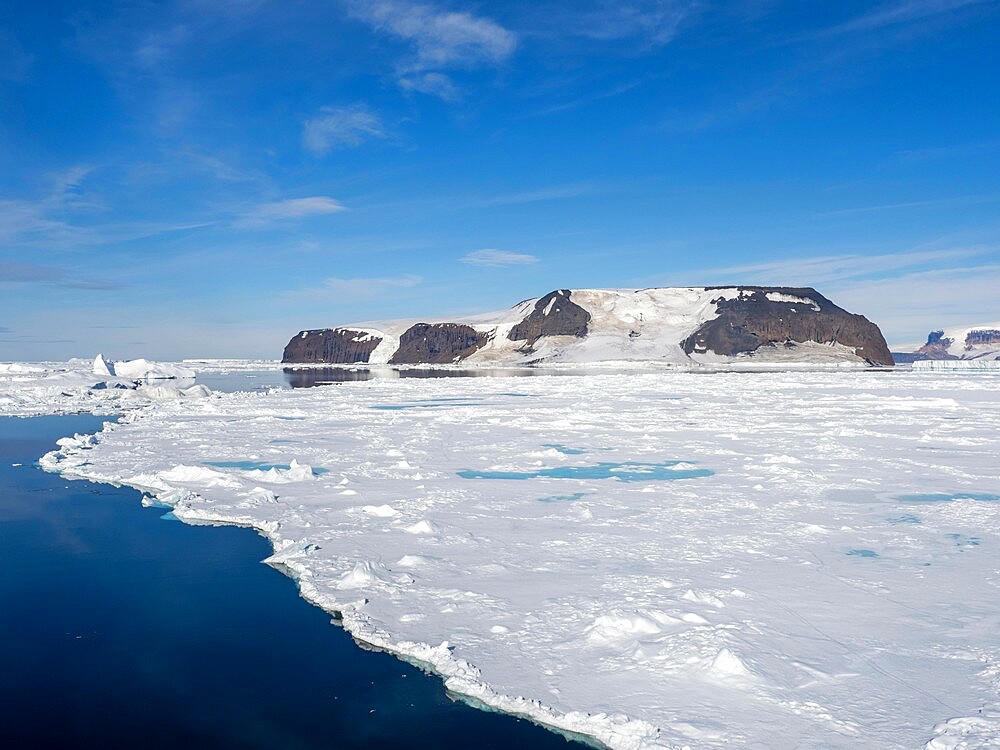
[815,193,1000,218]
[569,0,693,46]
[295,274,424,303]
[0,262,65,284]
[0,261,125,291]
[347,0,516,69]
[831,263,1000,345]
[819,0,991,36]
[523,0,698,50]
[398,72,460,100]
[345,0,516,98]
[701,247,987,286]
[461,249,540,267]
[239,196,347,226]
[481,182,604,206]
[303,104,387,156]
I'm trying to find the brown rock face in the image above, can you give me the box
[388,323,489,364]
[508,289,591,350]
[965,329,1000,348]
[281,328,382,364]
[681,287,894,366]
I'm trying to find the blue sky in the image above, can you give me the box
[1,0,999,359]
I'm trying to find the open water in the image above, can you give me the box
[0,415,582,749]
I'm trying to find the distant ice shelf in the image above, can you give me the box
[912,359,1000,370]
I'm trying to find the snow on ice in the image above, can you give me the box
[0,357,211,416]
[10,366,1000,748]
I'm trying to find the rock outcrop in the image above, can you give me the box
[281,328,383,364]
[508,289,591,351]
[680,287,894,366]
[388,323,489,364]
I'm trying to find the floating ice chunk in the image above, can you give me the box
[403,520,437,535]
[362,504,400,518]
[491,625,510,634]
[56,433,98,449]
[111,358,196,380]
[93,354,114,377]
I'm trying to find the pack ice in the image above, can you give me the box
[35,368,1000,749]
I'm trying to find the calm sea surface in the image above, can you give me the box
[0,415,582,749]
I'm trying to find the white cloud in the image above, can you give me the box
[346,0,515,98]
[829,264,1000,347]
[303,105,386,156]
[461,249,540,267]
[820,0,990,36]
[398,72,460,100]
[572,1,691,46]
[318,274,423,302]
[348,0,516,70]
[241,197,347,225]
[701,247,984,286]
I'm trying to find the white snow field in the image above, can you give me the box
[21,369,1000,749]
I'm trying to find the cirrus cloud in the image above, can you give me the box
[303,104,386,156]
[460,249,540,267]
[238,196,347,227]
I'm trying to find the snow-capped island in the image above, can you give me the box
[282,287,895,368]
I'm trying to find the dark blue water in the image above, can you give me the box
[0,416,584,749]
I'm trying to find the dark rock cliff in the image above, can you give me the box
[388,323,489,364]
[281,328,382,364]
[508,289,591,351]
[681,287,894,366]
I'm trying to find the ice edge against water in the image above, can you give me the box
[39,424,666,750]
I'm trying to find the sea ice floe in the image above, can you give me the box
[31,368,1000,750]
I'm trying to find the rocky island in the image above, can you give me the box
[282,286,894,367]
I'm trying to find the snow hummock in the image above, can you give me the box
[34,369,1000,749]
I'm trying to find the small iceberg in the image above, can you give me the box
[93,353,196,380]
